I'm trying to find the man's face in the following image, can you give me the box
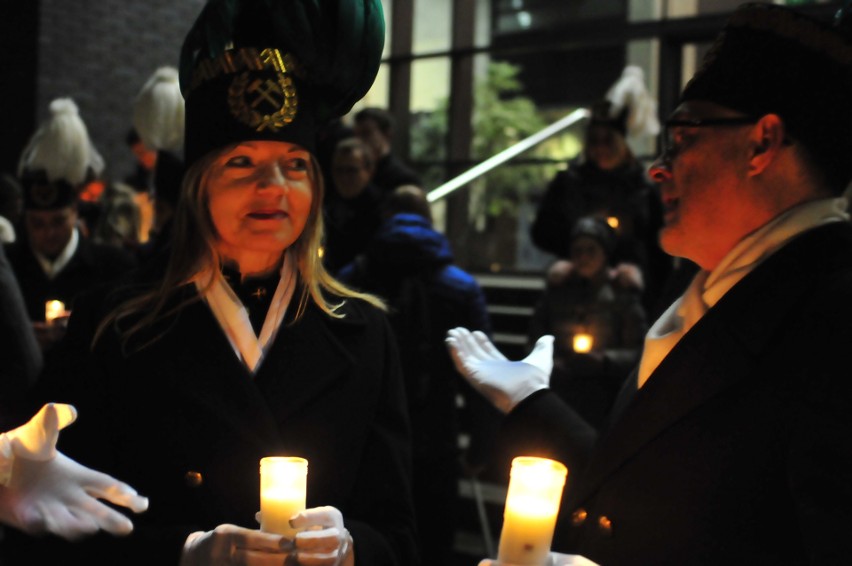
[353,118,389,159]
[332,150,373,200]
[648,100,758,271]
[26,207,77,259]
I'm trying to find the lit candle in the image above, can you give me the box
[260,457,307,538]
[45,300,66,324]
[606,216,619,230]
[497,456,568,566]
[573,333,593,353]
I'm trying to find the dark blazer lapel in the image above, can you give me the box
[253,301,364,423]
[168,297,282,449]
[569,224,840,505]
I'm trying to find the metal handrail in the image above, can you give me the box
[426,108,590,203]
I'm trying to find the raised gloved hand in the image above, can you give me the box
[0,403,149,540]
[446,328,554,413]
[180,524,291,566]
[478,552,600,566]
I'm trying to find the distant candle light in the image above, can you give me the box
[45,300,66,324]
[573,333,593,353]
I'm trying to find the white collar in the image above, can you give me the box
[194,251,297,374]
[34,228,79,280]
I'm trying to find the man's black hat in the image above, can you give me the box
[680,2,852,190]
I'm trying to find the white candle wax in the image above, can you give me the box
[497,457,568,566]
[45,300,66,324]
[260,457,307,538]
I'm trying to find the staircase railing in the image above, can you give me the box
[426,108,590,203]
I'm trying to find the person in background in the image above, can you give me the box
[531,66,670,313]
[338,185,497,566]
[12,1,416,565]
[322,136,384,274]
[130,66,186,266]
[448,3,852,565]
[353,107,422,194]
[0,244,42,427]
[0,174,24,244]
[122,129,156,243]
[4,98,137,354]
[527,216,646,429]
[92,181,142,253]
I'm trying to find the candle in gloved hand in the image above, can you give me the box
[260,457,307,538]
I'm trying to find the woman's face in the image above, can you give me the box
[207,141,314,260]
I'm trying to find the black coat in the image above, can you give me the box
[4,233,137,321]
[9,284,418,566]
[505,222,852,565]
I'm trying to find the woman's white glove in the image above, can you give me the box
[0,403,149,539]
[180,524,291,566]
[290,506,354,566]
[232,505,354,566]
[478,552,600,566]
[446,328,554,413]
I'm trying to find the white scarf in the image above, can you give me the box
[638,196,849,388]
[194,250,297,374]
[34,227,79,280]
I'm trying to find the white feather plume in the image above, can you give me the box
[133,66,185,152]
[18,98,105,185]
[605,65,660,138]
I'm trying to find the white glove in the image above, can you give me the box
[446,328,554,413]
[0,403,149,540]
[249,505,354,566]
[290,506,354,566]
[478,552,600,566]
[180,524,291,566]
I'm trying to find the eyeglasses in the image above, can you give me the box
[661,116,757,162]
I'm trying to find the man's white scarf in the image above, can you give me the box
[194,251,297,374]
[638,197,849,388]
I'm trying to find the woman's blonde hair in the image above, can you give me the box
[95,144,384,351]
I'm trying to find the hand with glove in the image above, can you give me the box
[185,504,354,566]
[0,403,148,540]
[446,328,554,413]
[478,552,600,566]
[289,506,354,566]
[180,524,292,566]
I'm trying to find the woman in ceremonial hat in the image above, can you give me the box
[18,1,417,565]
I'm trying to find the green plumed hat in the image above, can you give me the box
[179,0,385,167]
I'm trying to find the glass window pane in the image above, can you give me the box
[380,0,391,58]
[475,0,493,48]
[413,0,451,54]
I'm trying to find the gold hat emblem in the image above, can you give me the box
[227,48,298,132]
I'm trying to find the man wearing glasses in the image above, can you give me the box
[447,3,852,565]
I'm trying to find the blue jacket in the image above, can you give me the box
[338,213,494,461]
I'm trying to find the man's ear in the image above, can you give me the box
[748,114,786,176]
